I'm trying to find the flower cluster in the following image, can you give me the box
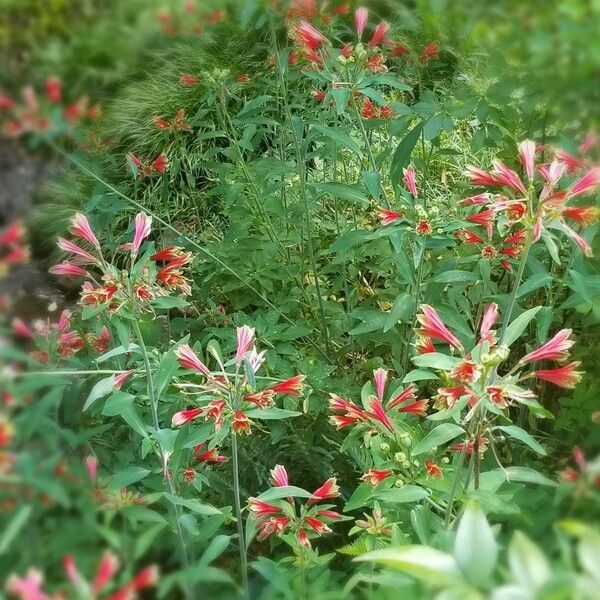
[153,108,191,132]
[413,303,582,452]
[171,325,305,436]
[6,552,157,600]
[49,212,193,313]
[248,464,342,548]
[128,153,169,179]
[0,222,28,280]
[157,3,225,37]
[0,77,99,138]
[462,139,600,259]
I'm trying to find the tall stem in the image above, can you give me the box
[132,321,192,597]
[231,432,249,599]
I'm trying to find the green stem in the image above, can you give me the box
[132,321,192,597]
[231,432,250,599]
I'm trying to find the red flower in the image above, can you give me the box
[311,89,326,101]
[172,407,203,427]
[379,105,395,119]
[390,41,409,57]
[179,73,199,86]
[415,219,432,235]
[562,205,599,226]
[492,160,527,195]
[268,375,305,396]
[293,20,328,51]
[361,98,377,120]
[388,384,417,409]
[415,336,436,354]
[237,73,250,84]
[451,360,481,384]
[248,498,281,517]
[397,399,428,416]
[368,21,390,48]
[379,207,403,225]
[194,443,227,463]
[420,41,439,63]
[304,516,332,534]
[232,410,252,435]
[466,209,495,237]
[534,361,582,388]
[245,389,275,408]
[45,77,62,104]
[307,477,340,505]
[368,397,395,433]
[361,469,393,486]
[270,464,288,487]
[521,329,574,363]
[486,386,509,408]
[425,460,443,478]
[365,53,387,73]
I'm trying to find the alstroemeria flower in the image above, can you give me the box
[520,329,574,363]
[235,325,255,365]
[361,469,393,486]
[355,7,368,38]
[132,213,152,256]
[416,305,462,350]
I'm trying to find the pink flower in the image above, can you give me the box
[132,213,152,256]
[84,455,98,482]
[521,329,574,364]
[568,167,600,198]
[373,368,387,401]
[355,7,368,38]
[491,160,527,195]
[57,237,97,264]
[172,407,204,427]
[63,556,83,586]
[558,222,593,257]
[533,214,544,242]
[397,399,428,416]
[579,131,598,154]
[293,20,328,51]
[114,370,134,390]
[307,477,340,505]
[70,213,100,250]
[465,209,495,238]
[388,384,417,409]
[235,325,255,365]
[248,498,281,517]
[6,568,49,600]
[416,304,462,350]
[92,552,119,593]
[12,318,33,339]
[518,139,536,181]
[403,165,418,197]
[176,345,211,376]
[270,464,288,487]
[297,528,310,547]
[479,303,498,343]
[465,165,499,187]
[459,193,490,205]
[304,516,332,535]
[534,361,582,388]
[49,262,88,277]
[368,397,395,433]
[368,21,390,48]
[378,207,403,225]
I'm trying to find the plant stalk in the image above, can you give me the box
[231,431,250,599]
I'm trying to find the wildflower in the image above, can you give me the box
[415,219,432,235]
[403,166,418,197]
[114,370,133,390]
[465,209,495,238]
[397,398,428,416]
[12,318,33,339]
[89,326,111,353]
[293,20,328,51]
[416,305,462,350]
[132,213,152,256]
[179,73,198,86]
[388,384,417,409]
[379,105,395,119]
[534,361,582,388]
[459,193,490,206]
[237,73,250,84]
[415,336,436,354]
[304,516,332,534]
[479,303,499,344]
[84,455,98,482]
[152,153,169,174]
[205,399,226,428]
[6,569,47,599]
[232,410,252,435]
[379,208,403,225]
[368,21,390,48]
[361,98,377,120]
[451,360,481,384]
[434,385,475,410]
[579,131,598,154]
[248,498,281,517]
[518,139,536,181]
[269,375,305,396]
[57,237,97,264]
[307,477,340,505]
[568,167,600,198]
[257,516,290,540]
[562,205,599,227]
[355,7,368,38]
[520,329,574,363]
[486,386,509,408]
[297,528,311,547]
[361,469,393,486]
[311,89,326,101]
[505,229,527,245]
[373,368,387,401]
[450,436,488,455]
[245,389,275,408]
[45,77,62,104]
[420,41,439,63]
[390,41,409,57]
[49,262,88,277]
[425,460,443,478]
[368,397,395,432]
[365,53,387,73]
[92,552,119,593]
[235,325,255,365]
[172,407,204,427]
[557,222,593,257]
[194,443,227,464]
[270,464,288,487]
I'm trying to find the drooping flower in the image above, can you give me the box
[57,237,98,264]
[378,207,403,225]
[434,385,476,410]
[303,515,332,535]
[465,165,499,188]
[492,159,527,195]
[113,370,133,391]
[561,205,600,227]
[12,318,33,339]
[248,498,281,517]
[534,361,582,388]
[397,398,428,416]
[84,455,98,482]
[557,222,593,257]
[416,305,462,350]
[232,410,252,435]
[194,443,227,464]
[293,20,328,51]
[6,569,49,600]
[176,345,211,376]
[520,329,574,364]
[403,165,418,197]
[92,552,119,593]
[361,469,393,486]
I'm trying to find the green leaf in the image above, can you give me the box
[251,558,294,600]
[390,122,423,187]
[508,532,551,591]
[311,124,363,157]
[402,369,438,383]
[454,502,498,585]
[257,486,313,502]
[431,271,478,284]
[199,535,231,567]
[383,293,415,332]
[503,307,542,347]
[495,466,557,487]
[83,376,115,411]
[0,505,32,555]
[362,170,381,199]
[356,546,464,586]
[496,425,546,456]
[109,466,151,490]
[310,182,368,204]
[344,483,375,512]
[412,353,462,371]
[516,273,552,299]
[375,485,429,504]
[412,423,465,456]
[244,408,301,420]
